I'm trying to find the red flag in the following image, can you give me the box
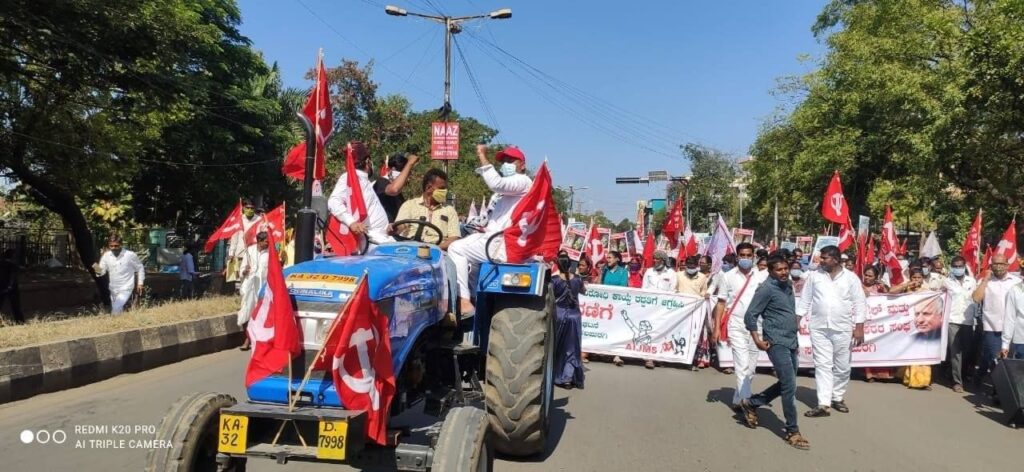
[961,210,982,275]
[854,233,866,278]
[245,234,303,388]
[244,204,287,245]
[880,206,904,286]
[283,53,334,181]
[821,171,850,225]
[838,220,854,252]
[328,277,395,445]
[326,143,368,256]
[586,221,607,265]
[503,162,562,263]
[642,232,656,270]
[981,244,994,275]
[996,218,1019,271]
[662,198,684,247]
[204,202,243,252]
[677,225,698,261]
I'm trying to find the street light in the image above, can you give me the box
[384,5,512,122]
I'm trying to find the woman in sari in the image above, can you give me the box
[889,267,933,389]
[553,251,586,389]
[861,265,894,381]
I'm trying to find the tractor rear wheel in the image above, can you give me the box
[431,406,492,472]
[483,286,554,457]
[146,392,246,472]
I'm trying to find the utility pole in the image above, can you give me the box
[557,185,589,220]
[385,5,511,171]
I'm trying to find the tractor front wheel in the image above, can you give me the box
[146,392,246,472]
[431,406,492,472]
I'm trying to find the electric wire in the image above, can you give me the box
[452,35,502,136]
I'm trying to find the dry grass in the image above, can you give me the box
[0,296,239,350]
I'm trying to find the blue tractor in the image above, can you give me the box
[146,220,555,472]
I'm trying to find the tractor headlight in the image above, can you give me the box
[501,273,532,288]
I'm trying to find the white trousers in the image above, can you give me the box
[237,275,261,327]
[110,289,133,315]
[810,327,852,407]
[448,232,506,300]
[728,324,759,405]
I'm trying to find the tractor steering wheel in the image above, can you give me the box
[391,219,445,246]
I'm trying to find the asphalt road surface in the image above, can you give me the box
[1,349,1019,471]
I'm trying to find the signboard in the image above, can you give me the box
[430,122,460,160]
[811,235,840,265]
[580,284,706,364]
[795,236,814,253]
[781,241,797,251]
[858,215,870,238]
[732,228,755,245]
[560,226,589,261]
[718,291,948,368]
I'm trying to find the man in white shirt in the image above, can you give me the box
[642,251,677,292]
[448,144,532,315]
[237,232,270,351]
[327,141,395,251]
[797,245,866,417]
[1001,281,1024,360]
[972,254,1022,383]
[920,257,946,290]
[92,235,145,315]
[225,199,259,283]
[943,256,977,392]
[712,243,768,408]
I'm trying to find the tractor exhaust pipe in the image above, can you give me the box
[294,112,317,264]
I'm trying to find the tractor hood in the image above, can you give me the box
[283,250,438,303]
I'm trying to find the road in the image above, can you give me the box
[1,349,1018,471]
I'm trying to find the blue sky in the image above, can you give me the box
[238,0,826,221]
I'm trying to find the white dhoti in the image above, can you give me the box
[237,275,262,327]
[728,321,759,405]
[110,289,133,315]
[810,327,852,407]
[448,232,506,300]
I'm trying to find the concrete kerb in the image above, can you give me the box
[0,313,244,404]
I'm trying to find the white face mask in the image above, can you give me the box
[388,170,401,180]
[499,162,517,177]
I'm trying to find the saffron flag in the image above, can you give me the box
[326,276,396,445]
[283,53,333,181]
[961,210,982,275]
[821,171,850,225]
[244,234,302,387]
[204,201,243,253]
[503,162,561,263]
[880,206,904,286]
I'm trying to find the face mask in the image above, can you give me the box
[951,267,965,278]
[499,162,517,177]
[737,258,754,271]
[721,263,734,272]
[654,261,666,271]
[922,267,931,276]
[388,170,401,180]
[790,269,803,279]
[243,209,255,218]
[111,248,122,257]
[629,264,640,273]
[686,267,699,275]
[431,188,449,204]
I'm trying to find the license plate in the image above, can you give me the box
[218,414,248,454]
[316,420,348,460]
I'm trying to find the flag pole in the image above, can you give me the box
[287,271,368,411]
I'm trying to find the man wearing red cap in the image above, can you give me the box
[449,144,533,314]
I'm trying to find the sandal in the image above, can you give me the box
[785,432,810,450]
[613,356,624,367]
[581,353,590,364]
[739,399,758,428]
[831,400,850,413]
[803,406,830,418]
[644,360,656,369]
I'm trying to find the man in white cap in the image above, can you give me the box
[449,144,532,315]
[642,250,677,292]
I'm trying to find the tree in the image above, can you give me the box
[1,0,292,298]
[671,143,739,232]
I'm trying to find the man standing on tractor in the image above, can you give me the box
[328,141,394,250]
[449,144,533,315]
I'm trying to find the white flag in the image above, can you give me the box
[921,231,942,259]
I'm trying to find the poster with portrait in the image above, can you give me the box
[811,235,840,265]
[560,226,589,261]
[732,228,755,245]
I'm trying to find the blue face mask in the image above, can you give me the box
[737,258,754,271]
[721,263,734,272]
[499,162,517,177]
[686,268,699,275]
[951,267,966,278]
[790,269,803,279]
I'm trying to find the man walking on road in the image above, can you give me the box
[712,242,768,408]
[943,256,977,392]
[92,235,145,315]
[740,254,810,450]
[798,245,866,417]
[972,254,1021,385]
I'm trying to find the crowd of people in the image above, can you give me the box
[556,239,1024,450]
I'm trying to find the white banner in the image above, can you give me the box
[718,291,948,368]
[580,284,706,364]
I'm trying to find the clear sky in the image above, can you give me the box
[237,0,826,221]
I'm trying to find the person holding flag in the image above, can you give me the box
[328,141,394,252]
[374,153,419,222]
[226,199,261,284]
[448,144,533,315]
[237,232,271,351]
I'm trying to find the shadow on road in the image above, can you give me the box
[705,386,819,410]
